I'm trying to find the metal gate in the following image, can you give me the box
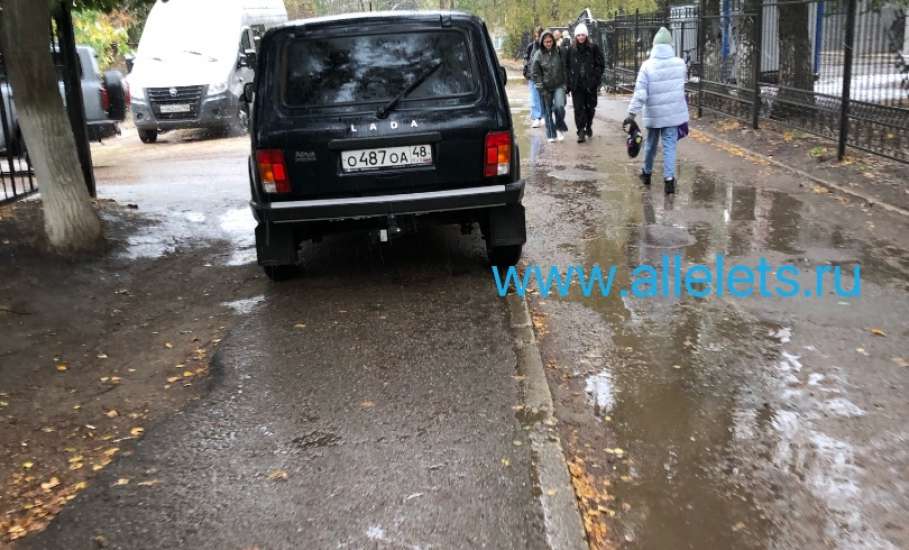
[597,0,909,163]
[0,2,95,205]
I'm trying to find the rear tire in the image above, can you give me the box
[263,264,297,282]
[103,70,128,121]
[487,244,523,268]
[138,129,158,144]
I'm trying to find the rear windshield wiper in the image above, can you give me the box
[376,61,442,119]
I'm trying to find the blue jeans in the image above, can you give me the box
[643,126,679,179]
[528,81,542,120]
[540,87,567,139]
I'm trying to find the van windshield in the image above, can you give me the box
[283,31,476,107]
[137,2,241,63]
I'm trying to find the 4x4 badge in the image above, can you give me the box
[294,151,317,163]
[349,120,419,133]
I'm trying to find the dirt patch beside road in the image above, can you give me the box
[0,199,261,542]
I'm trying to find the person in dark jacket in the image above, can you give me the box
[523,26,544,128]
[566,23,605,143]
[531,30,569,142]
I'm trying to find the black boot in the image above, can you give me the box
[586,126,593,137]
[577,134,586,143]
[664,177,676,195]
[639,171,651,186]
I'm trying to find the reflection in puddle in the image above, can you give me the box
[223,295,265,315]
[585,370,616,416]
[100,182,255,266]
[220,208,257,266]
[517,113,908,549]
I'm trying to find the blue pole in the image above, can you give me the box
[814,1,825,74]
[722,0,731,61]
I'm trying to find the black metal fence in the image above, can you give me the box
[587,0,909,163]
[0,3,94,205]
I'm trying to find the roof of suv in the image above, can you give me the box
[273,10,479,31]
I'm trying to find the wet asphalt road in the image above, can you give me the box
[22,77,909,550]
[24,128,548,549]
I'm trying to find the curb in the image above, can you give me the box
[506,294,588,550]
[693,127,909,219]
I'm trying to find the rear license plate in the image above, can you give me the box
[341,145,433,173]
[159,103,192,113]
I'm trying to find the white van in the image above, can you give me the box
[127,0,287,143]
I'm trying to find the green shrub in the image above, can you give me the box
[73,9,133,71]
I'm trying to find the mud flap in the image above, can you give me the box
[486,204,526,247]
[255,223,298,266]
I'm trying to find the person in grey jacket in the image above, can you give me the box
[624,27,689,194]
[531,30,569,142]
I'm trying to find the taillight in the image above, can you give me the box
[484,131,512,177]
[256,149,290,194]
[100,86,110,113]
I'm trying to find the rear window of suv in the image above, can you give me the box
[283,30,477,108]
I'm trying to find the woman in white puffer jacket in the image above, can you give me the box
[625,27,689,194]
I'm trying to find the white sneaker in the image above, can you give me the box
[531,119,542,128]
[556,131,565,142]
[547,138,555,143]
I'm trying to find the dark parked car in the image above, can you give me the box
[0,45,128,155]
[245,11,526,280]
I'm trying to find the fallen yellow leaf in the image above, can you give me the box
[67,456,83,464]
[293,323,306,330]
[166,376,181,384]
[268,469,289,481]
[164,342,174,349]
[56,363,68,372]
[137,479,160,487]
[22,461,33,470]
[130,427,144,437]
[870,328,887,337]
[41,477,60,491]
[360,401,375,409]
[105,409,119,418]
[113,478,130,486]
[182,371,195,378]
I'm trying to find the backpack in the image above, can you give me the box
[523,42,537,80]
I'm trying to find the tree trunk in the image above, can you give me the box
[734,0,761,89]
[1,2,103,253]
[774,0,815,118]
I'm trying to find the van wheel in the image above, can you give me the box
[487,244,523,268]
[263,264,297,282]
[138,129,158,144]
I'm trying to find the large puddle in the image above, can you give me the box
[512,87,909,549]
